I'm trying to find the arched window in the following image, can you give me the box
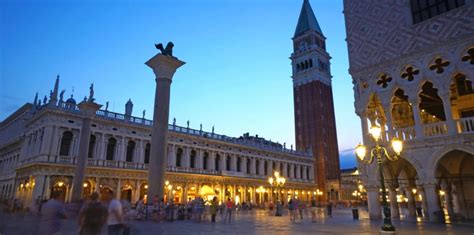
[59,131,73,156]
[309,59,313,67]
[305,60,309,69]
[279,163,283,173]
[287,164,290,177]
[306,167,310,180]
[126,140,135,162]
[455,73,473,96]
[176,148,183,167]
[190,150,196,168]
[203,152,209,170]
[87,135,96,158]
[293,165,297,178]
[226,156,231,171]
[106,137,116,160]
[296,64,300,71]
[264,161,268,175]
[237,157,241,172]
[300,166,304,179]
[272,162,276,171]
[215,154,220,171]
[144,143,150,164]
[246,159,251,174]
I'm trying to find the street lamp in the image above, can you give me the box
[269,171,286,216]
[355,124,403,233]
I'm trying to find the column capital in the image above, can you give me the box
[145,54,185,79]
[78,101,102,118]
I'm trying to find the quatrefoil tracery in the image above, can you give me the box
[376,74,392,88]
[429,57,450,74]
[461,48,474,65]
[401,66,419,82]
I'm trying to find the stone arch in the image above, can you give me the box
[428,144,474,176]
[391,88,415,128]
[417,81,446,124]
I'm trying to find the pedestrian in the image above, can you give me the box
[327,200,333,218]
[288,198,295,223]
[39,190,67,235]
[79,192,108,235]
[224,198,233,223]
[310,198,317,222]
[106,190,125,235]
[210,196,218,223]
[195,196,205,222]
[298,199,304,220]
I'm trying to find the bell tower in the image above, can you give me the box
[291,0,340,199]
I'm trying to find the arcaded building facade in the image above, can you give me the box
[344,0,474,222]
[0,78,316,208]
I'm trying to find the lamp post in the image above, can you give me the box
[269,171,286,216]
[355,125,403,233]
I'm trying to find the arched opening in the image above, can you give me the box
[226,156,231,171]
[82,181,92,197]
[419,81,446,124]
[190,150,196,168]
[215,154,220,171]
[391,88,414,128]
[256,159,260,175]
[106,137,116,161]
[237,157,241,172]
[87,135,96,159]
[139,183,148,202]
[450,73,474,120]
[126,140,135,162]
[176,148,183,167]
[59,131,73,156]
[246,158,251,174]
[144,143,150,164]
[121,184,133,202]
[51,181,68,202]
[203,152,209,170]
[366,94,389,139]
[435,149,474,221]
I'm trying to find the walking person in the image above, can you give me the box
[223,198,233,223]
[288,198,295,223]
[106,190,125,235]
[39,191,67,235]
[327,200,333,218]
[79,192,108,235]
[210,196,218,223]
[310,198,317,222]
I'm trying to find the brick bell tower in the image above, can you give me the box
[291,0,340,200]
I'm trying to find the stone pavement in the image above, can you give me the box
[1,209,473,235]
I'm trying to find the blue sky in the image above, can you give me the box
[0,0,358,168]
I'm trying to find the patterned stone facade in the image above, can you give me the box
[344,0,474,222]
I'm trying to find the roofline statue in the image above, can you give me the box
[155,42,174,56]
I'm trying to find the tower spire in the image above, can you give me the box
[294,0,323,38]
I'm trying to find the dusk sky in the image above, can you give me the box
[0,0,358,168]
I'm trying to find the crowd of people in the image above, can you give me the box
[1,191,359,235]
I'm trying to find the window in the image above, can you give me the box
[87,135,96,158]
[176,148,183,167]
[144,143,150,164]
[226,156,231,171]
[455,74,473,96]
[106,137,116,160]
[190,150,196,168]
[215,154,220,171]
[264,161,268,175]
[306,167,310,180]
[411,0,465,24]
[59,131,73,156]
[246,159,251,174]
[203,152,209,170]
[256,160,260,175]
[287,164,291,177]
[237,157,241,172]
[126,141,135,162]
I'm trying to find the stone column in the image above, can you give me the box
[409,96,425,140]
[70,101,101,202]
[282,163,288,177]
[422,182,442,222]
[388,187,400,219]
[31,174,46,209]
[439,91,457,135]
[357,111,370,144]
[116,178,122,199]
[440,183,454,218]
[289,164,294,179]
[367,185,382,219]
[145,52,185,199]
